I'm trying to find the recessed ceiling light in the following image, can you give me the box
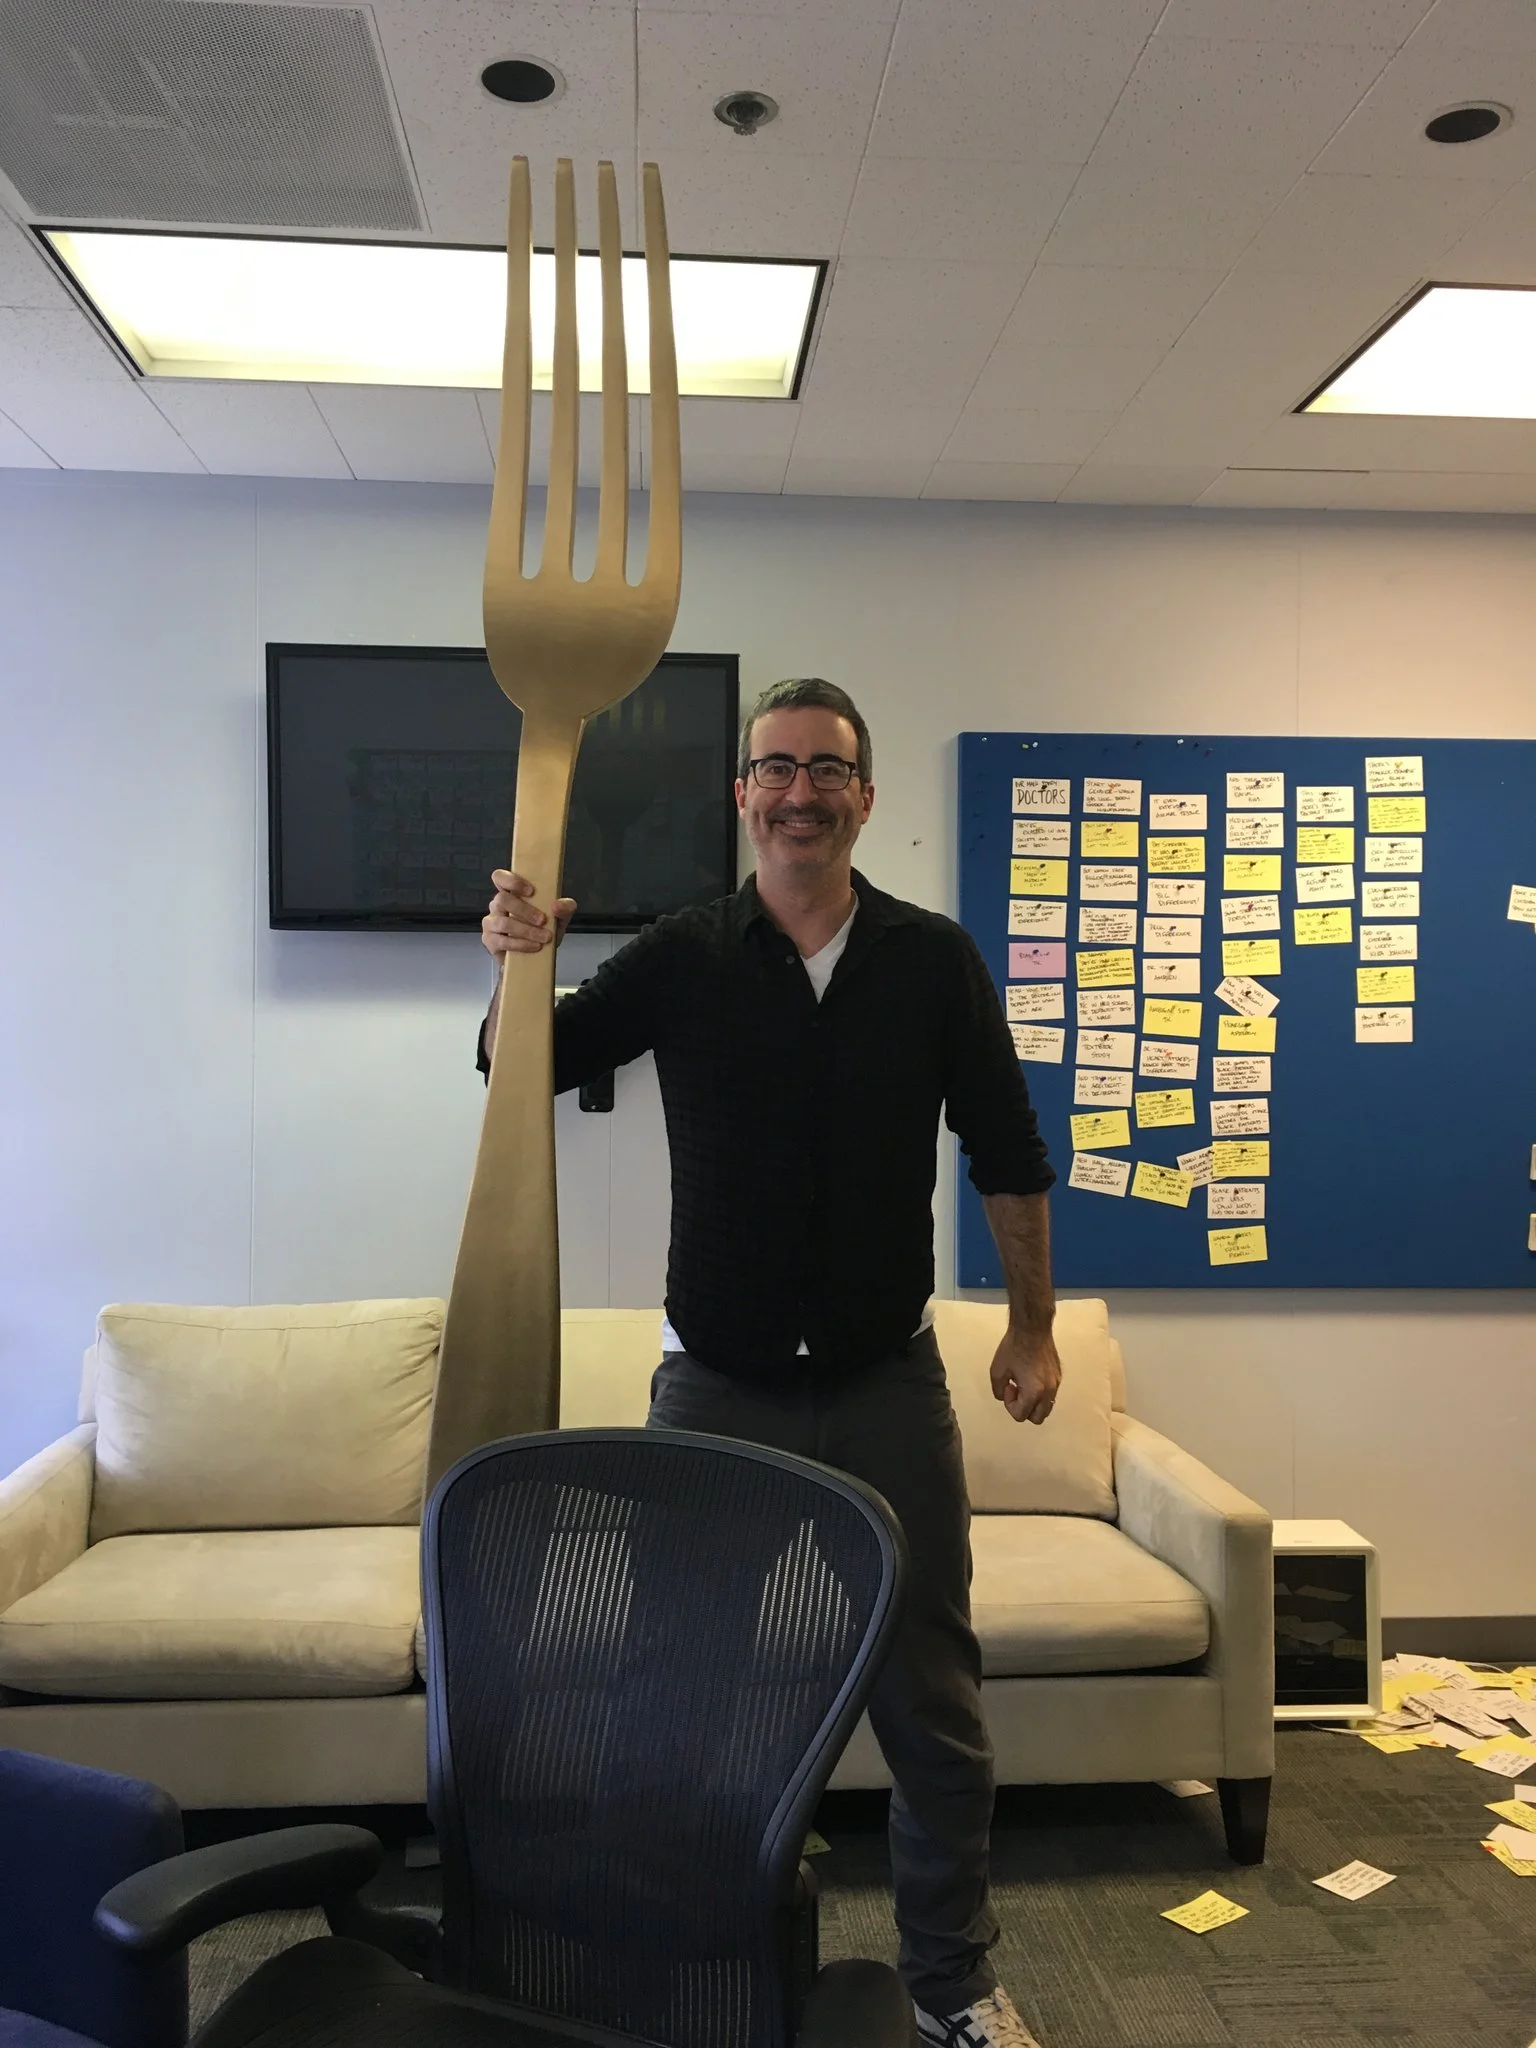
[481,59,564,106]
[1424,102,1507,144]
[39,229,822,399]
[1302,285,1536,418]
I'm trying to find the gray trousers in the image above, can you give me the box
[646,1327,999,2017]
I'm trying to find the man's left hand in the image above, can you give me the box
[989,1327,1061,1425]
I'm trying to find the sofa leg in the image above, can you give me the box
[1217,1776,1270,1863]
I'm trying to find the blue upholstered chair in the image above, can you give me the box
[0,1749,186,2048]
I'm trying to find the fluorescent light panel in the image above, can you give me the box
[42,229,819,399]
[1306,285,1536,419]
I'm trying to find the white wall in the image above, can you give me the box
[2,470,1533,1620]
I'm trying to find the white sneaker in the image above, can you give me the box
[913,1986,1044,2047]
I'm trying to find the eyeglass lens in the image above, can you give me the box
[753,757,854,790]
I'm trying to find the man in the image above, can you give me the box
[479,677,1059,2048]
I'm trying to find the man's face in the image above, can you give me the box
[735,706,874,877]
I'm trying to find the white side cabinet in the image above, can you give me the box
[1272,1519,1380,1723]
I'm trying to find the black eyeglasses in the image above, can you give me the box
[747,754,860,792]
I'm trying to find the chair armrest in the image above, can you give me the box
[0,1424,95,1614]
[798,1961,917,2048]
[1112,1413,1274,1776]
[95,1824,383,1959]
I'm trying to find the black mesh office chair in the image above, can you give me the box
[97,1430,916,2048]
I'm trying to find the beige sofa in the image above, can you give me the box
[0,1295,1274,1858]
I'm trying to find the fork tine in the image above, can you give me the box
[640,159,681,606]
[485,156,531,596]
[541,157,580,578]
[594,160,629,582]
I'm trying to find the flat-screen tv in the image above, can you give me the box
[266,644,740,932]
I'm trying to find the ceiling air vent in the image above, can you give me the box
[0,0,423,233]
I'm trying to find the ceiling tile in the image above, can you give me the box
[1309,37,1536,181]
[1,380,204,471]
[1235,412,1422,468]
[637,10,893,156]
[1239,171,1512,272]
[1411,0,1536,50]
[149,383,352,478]
[1155,0,1430,42]
[0,214,69,310]
[1387,417,1536,474]
[840,159,1079,265]
[1324,469,1536,510]
[0,306,129,382]
[311,387,492,483]
[1058,461,1224,503]
[479,390,644,488]
[867,15,1150,166]
[640,0,899,15]
[1088,36,1394,175]
[0,407,56,466]
[792,399,958,463]
[782,453,933,497]
[942,407,1114,464]
[1040,164,1296,268]
[645,149,859,257]
[967,336,1164,413]
[1196,467,1356,506]
[921,460,1076,501]
[1003,263,1226,349]
[1430,171,1536,282]
[681,397,801,460]
[804,258,1024,408]
[682,450,791,492]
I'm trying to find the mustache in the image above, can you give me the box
[768,802,835,824]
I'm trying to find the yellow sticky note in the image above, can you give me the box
[1369,795,1426,833]
[1082,820,1139,858]
[1487,1800,1536,1833]
[1222,938,1281,976]
[1459,1735,1536,1765]
[1208,1224,1268,1267]
[1070,1110,1130,1151]
[1147,836,1205,874]
[1213,1140,1270,1179]
[1143,997,1202,1039]
[1358,1731,1427,1754]
[1010,859,1068,897]
[1357,965,1415,1003]
[1135,1088,1196,1131]
[1483,1839,1536,1877]
[1382,1672,1444,1711]
[1160,1889,1249,1934]
[1223,854,1281,891]
[1295,826,1355,865]
[1217,1014,1276,1053]
[1132,1159,1195,1206]
[1293,906,1353,945]
[1077,948,1136,987]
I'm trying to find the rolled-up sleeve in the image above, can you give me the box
[942,928,1055,1196]
[476,922,668,1091]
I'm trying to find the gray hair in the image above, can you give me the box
[737,677,873,785]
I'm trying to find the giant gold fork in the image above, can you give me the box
[426,156,682,1487]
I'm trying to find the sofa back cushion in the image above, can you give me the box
[932,1297,1116,1518]
[88,1300,442,1539]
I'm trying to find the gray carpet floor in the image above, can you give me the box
[189,1727,1536,2048]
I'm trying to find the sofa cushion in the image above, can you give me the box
[88,1300,441,1538]
[0,1528,422,1700]
[934,1298,1116,1517]
[969,1513,1209,1676]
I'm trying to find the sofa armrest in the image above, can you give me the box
[0,1424,95,1615]
[1112,1413,1274,1777]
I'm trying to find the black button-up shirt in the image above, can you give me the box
[479,869,1053,1383]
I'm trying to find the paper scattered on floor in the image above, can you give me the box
[1313,1860,1396,1900]
[1357,1731,1427,1754]
[1161,1890,1249,1934]
[1486,1799,1536,1832]
[1457,1735,1536,1778]
[803,1830,831,1856]
[1482,1834,1536,1877]
[1159,1779,1213,1798]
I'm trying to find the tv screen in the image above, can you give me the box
[266,644,740,932]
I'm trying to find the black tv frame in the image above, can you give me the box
[265,642,741,934]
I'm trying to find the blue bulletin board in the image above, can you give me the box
[956,733,1536,1290]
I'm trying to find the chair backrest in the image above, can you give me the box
[0,1748,187,2048]
[421,1429,905,2048]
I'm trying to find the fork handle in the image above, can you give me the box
[427,705,585,1488]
